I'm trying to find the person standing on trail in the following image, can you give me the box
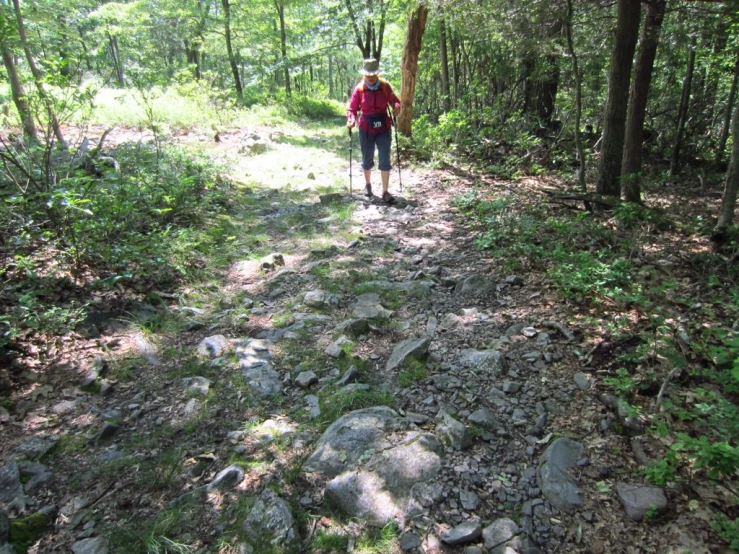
[346,58,401,204]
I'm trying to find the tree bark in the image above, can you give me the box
[714,98,739,234]
[221,0,243,98]
[669,44,696,175]
[716,49,739,167]
[564,0,585,192]
[438,3,450,112]
[275,0,290,96]
[108,34,124,85]
[12,0,67,148]
[621,0,666,202]
[596,0,641,197]
[398,2,429,137]
[1,41,37,142]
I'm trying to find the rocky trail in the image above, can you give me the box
[0,124,708,554]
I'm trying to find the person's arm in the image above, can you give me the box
[347,86,361,127]
[386,83,401,116]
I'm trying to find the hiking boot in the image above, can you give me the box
[364,184,373,197]
[382,191,395,204]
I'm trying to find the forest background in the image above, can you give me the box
[2,0,739,551]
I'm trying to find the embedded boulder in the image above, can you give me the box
[242,489,300,553]
[537,438,584,513]
[304,407,444,527]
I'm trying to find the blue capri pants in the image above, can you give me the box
[358,129,392,171]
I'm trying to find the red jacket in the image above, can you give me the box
[346,79,401,133]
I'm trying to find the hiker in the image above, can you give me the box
[346,58,401,203]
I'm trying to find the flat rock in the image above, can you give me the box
[208,464,245,492]
[459,349,505,374]
[442,520,482,545]
[615,483,668,521]
[386,336,431,371]
[468,407,500,431]
[454,275,495,297]
[574,372,592,391]
[13,435,59,461]
[400,532,421,551]
[335,319,370,336]
[197,334,229,358]
[304,290,340,309]
[179,376,211,395]
[71,537,108,554]
[295,371,318,389]
[482,518,519,549]
[324,431,443,526]
[352,293,393,319]
[0,463,23,504]
[537,438,584,513]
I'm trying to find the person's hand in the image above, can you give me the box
[347,119,355,128]
[393,106,401,117]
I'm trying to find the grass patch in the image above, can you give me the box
[397,360,427,387]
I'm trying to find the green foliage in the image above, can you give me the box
[672,434,739,480]
[644,453,678,486]
[711,513,739,551]
[604,368,640,398]
[280,92,344,120]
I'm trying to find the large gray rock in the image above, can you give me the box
[335,319,370,337]
[324,432,443,526]
[237,339,281,397]
[537,438,584,513]
[71,537,108,554]
[468,408,500,432]
[304,407,409,478]
[482,518,519,549]
[386,336,431,371]
[361,280,434,297]
[459,349,505,374]
[304,290,340,310]
[305,407,444,526]
[208,465,245,492]
[0,463,23,505]
[352,293,393,320]
[442,520,482,545]
[454,275,495,297]
[13,435,59,461]
[437,413,472,450]
[17,462,53,495]
[242,489,300,552]
[179,376,211,396]
[197,334,229,358]
[243,366,281,397]
[0,508,8,542]
[615,483,668,521]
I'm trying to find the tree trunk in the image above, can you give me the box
[714,98,739,234]
[275,0,290,96]
[12,0,66,148]
[716,49,739,166]
[1,41,37,142]
[451,33,460,106]
[398,2,429,137]
[564,0,585,192]
[438,3,451,112]
[344,0,387,61]
[596,0,641,197]
[670,44,696,175]
[621,0,666,202]
[221,0,243,98]
[107,34,124,85]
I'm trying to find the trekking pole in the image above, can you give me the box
[389,109,402,193]
[348,126,353,196]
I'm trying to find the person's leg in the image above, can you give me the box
[381,170,390,193]
[376,130,393,198]
[359,130,376,195]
